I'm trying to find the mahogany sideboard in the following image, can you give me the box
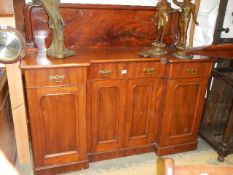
[20,48,213,175]
[20,3,213,175]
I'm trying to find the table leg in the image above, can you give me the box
[218,102,233,161]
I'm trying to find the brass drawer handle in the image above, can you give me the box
[49,75,65,82]
[186,68,198,75]
[99,69,112,77]
[143,67,155,75]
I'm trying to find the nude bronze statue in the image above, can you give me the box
[152,0,173,45]
[172,0,199,59]
[173,0,199,49]
[33,0,76,59]
[139,0,174,57]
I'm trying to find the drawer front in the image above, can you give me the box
[126,62,166,78]
[25,67,86,88]
[90,63,121,80]
[168,62,212,78]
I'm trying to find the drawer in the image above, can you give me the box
[168,62,212,78]
[126,62,166,78]
[25,67,86,88]
[90,63,121,80]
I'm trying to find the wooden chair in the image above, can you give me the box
[157,157,233,175]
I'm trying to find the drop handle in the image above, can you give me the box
[49,75,65,82]
[143,67,155,75]
[218,27,230,33]
[99,69,112,77]
[186,68,198,75]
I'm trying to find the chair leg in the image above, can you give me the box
[218,103,233,162]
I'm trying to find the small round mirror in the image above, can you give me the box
[0,26,25,64]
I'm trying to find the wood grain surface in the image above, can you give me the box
[24,3,179,48]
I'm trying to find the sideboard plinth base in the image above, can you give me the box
[34,160,89,175]
[155,142,198,156]
[89,144,155,162]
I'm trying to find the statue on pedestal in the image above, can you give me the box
[33,0,76,59]
[173,0,199,59]
[139,0,174,58]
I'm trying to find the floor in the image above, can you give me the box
[15,138,215,175]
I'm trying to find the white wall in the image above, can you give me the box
[25,0,220,46]
[221,0,233,38]
[193,0,220,46]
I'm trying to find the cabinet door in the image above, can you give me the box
[125,78,159,147]
[160,78,208,146]
[91,80,125,152]
[27,86,87,167]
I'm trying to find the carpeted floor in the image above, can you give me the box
[16,138,233,175]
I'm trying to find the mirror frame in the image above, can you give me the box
[0,26,25,64]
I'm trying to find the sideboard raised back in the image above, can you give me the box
[24,3,179,49]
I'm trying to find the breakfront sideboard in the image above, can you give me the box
[21,3,213,175]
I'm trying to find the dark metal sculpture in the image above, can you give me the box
[33,0,76,59]
[139,0,174,58]
[173,0,199,59]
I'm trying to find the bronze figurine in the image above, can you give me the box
[139,0,173,58]
[152,0,173,45]
[33,0,76,59]
[173,0,199,59]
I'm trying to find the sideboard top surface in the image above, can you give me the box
[20,47,213,69]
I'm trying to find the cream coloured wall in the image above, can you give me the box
[0,17,15,26]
